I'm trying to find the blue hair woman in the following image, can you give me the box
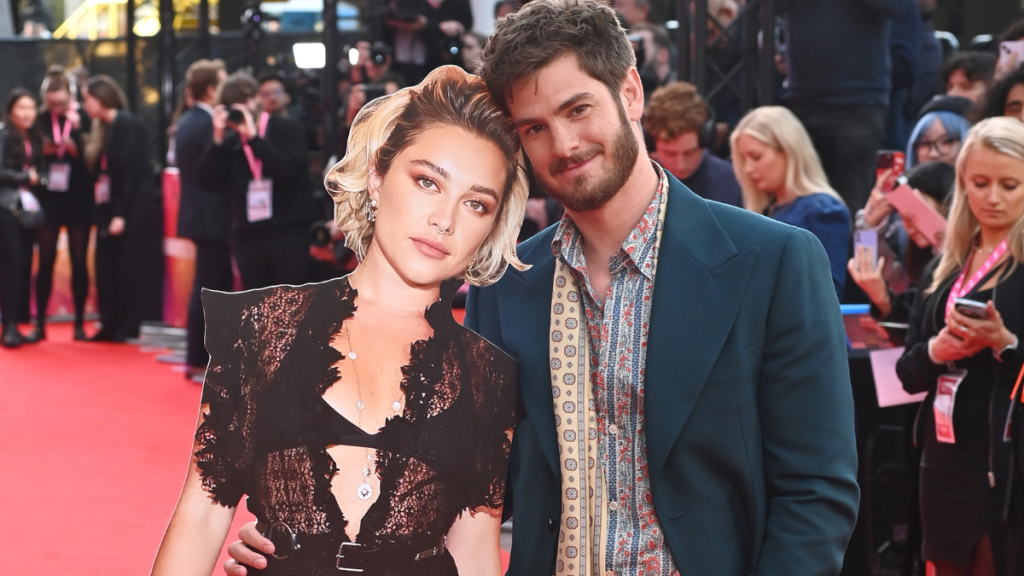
[906,96,974,169]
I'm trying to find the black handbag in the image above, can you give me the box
[6,191,45,230]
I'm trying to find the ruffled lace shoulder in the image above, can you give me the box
[194,283,322,507]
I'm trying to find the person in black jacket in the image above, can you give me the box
[783,0,911,212]
[0,89,45,348]
[896,118,1024,576]
[32,66,95,342]
[175,59,231,380]
[81,76,164,342]
[197,72,316,290]
[384,0,473,85]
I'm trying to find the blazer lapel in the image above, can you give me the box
[501,230,562,477]
[644,178,759,474]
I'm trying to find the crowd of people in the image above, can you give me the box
[3,0,1024,574]
[0,66,163,347]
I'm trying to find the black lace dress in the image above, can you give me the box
[195,276,518,575]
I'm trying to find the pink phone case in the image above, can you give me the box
[884,183,948,246]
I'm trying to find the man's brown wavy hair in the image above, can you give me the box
[643,82,710,141]
[478,0,636,113]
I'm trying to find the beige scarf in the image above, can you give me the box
[550,186,667,575]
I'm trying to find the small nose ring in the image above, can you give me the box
[435,225,451,235]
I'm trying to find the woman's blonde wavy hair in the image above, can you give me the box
[925,117,1024,295]
[730,106,845,214]
[325,65,529,287]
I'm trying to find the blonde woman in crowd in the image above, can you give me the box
[897,117,1024,576]
[731,106,851,299]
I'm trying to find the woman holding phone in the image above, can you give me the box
[151,66,527,576]
[33,66,94,341]
[849,161,956,326]
[896,117,1024,576]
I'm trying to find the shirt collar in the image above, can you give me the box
[551,162,668,282]
[194,101,216,117]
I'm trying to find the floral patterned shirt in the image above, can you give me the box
[550,164,678,576]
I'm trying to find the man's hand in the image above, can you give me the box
[108,216,126,236]
[346,86,368,126]
[224,522,273,575]
[28,168,40,185]
[439,20,465,36]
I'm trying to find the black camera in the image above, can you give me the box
[370,41,393,64]
[362,83,387,102]
[309,221,332,247]
[227,108,245,125]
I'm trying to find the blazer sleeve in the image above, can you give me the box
[0,135,32,188]
[109,117,151,219]
[896,259,947,394]
[754,228,860,576]
[247,117,307,183]
[197,139,232,191]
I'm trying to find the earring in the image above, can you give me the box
[365,197,378,223]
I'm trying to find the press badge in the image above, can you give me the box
[247,179,273,222]
[95,175,111,204]
[18,189,41,212]
[47,163,71,192]
[934,370,967,444]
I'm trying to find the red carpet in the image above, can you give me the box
[0,323,255,575]
[0,321,506,575]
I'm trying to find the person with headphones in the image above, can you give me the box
[642,81,743,207]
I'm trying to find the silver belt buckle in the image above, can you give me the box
[413,538,445,561]
[336,542,365,572]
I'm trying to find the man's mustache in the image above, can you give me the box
[549,146,602,178]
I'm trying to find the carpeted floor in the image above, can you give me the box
[0,323,256,575]
[0,321,507,575]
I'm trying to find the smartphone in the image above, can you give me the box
[877,150,906,192]
[885,176,947,246]
[853,229,878,268]
[999,41,1024,72]
[954,298,990,320]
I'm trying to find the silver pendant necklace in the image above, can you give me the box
[343,322,403,501]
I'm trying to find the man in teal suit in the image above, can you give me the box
[467,1,859,575]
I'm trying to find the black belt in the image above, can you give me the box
[256,521,447,573]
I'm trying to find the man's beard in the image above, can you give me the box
[542,102,639,213]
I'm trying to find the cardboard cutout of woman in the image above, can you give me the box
[152,66,529,576]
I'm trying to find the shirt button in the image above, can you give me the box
[609,502,619,511]
[608,423,619,435]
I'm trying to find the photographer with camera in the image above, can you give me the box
[197,72,317,290]
[384,0,473,85]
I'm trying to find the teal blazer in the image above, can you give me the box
[465,175,859,576]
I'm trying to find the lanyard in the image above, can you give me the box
[945,239,1010,320]
[51,113,73,159]
[22,137,33,170]
[240,112,270,181]
[100,153,108,174]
